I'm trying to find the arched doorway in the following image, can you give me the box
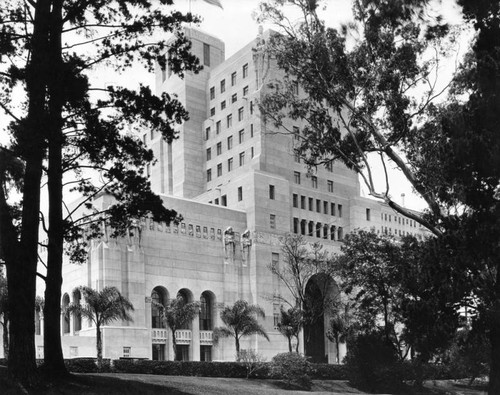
[303,274,338,363]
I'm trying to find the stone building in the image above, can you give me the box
[28,28,427,363]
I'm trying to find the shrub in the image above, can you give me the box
[344,332,405,393]
[238,349,267,378]
[270,352,313,390]
[65,357,111,373]
[310,363,348,380]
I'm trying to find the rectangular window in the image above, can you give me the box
[142,134,147,145]
[123,347,131,358]
[292,80,299,94]
[243,63,248,78]
[221,195,227,207]
[294,152,300,163]
[239,151,245,166]
[220,79,225,93]
[301,195,306,209]
[250,101,254,114]
[226,114,232,128]
[238,186,243,201]
[203,43,210,66]
[312,176,318,189]
[232,93,237,103]
[238,107,244,121]
[227,135,233,150]
[316,199,321,213]
[228,157,233,172]
[210,86,215,100]
[327,180,333,192]
[293,194,298,208]
[269,185,275,200]
[207,169,212,182]
[326,162,333,172]
[309,197,313,211]
[294,171,301,184]
[250,124,254,137]
[366,208,371,221]
[205,127,210,141]
[217,163,222,177]
[324,201,328,214]
[206,148,211,161]
[239,129,244,143]
[150,130,154,140]
[210,107,215,117]
[243,85,249,96]
[331,203,336,216]
[293,217,299,233]
[216,121,221,134]
[231,71,236,86]
[221,100,226,110]
[338,204,343,218]
[217,142,222,155]
[250,146,254,158]
[270,214,276,229]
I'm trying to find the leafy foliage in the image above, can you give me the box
[213,300,269,361]
[270,352,313,390]
[66,286,134,368]
[277,306,303,353]
[157,296,198,361]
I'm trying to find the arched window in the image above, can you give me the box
[73,289,82,332]
[151,288,166,329]
[62,294,70,334]
[330,226,336,241]
[337,227,344,241]
[199,292,213,330]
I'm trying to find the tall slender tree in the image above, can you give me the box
[159,296,198,361]
[0,0,200,383]
[66,286,134,369]
[213,300,269,361]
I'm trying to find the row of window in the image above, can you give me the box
[292,218,344,241]
[381,226,422,238]
[206,127,254,159]
[292,193,343,217]
[206,148,255,181]
[382,212,420,227]
[205,110,255,140]
[209,63,249,100]
[293,171,334,192]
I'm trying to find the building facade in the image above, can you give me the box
[26,28,427,363]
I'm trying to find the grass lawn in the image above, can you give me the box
[0,366,488,395]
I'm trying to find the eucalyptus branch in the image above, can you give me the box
[64,180,112,220]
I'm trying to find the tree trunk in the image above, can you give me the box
[336,336,340,364]
[235,336,240,361]
[6,0,51,385]
[42,0,67,378]
[287,336,292,352]
[96,325,103,370]
[295,335,300,353]
[2,319,8,360]
[172,329,178,361]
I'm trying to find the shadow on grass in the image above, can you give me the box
[0,366,191,395]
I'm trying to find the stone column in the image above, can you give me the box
[191,311,200,361]
[144,296,152,359]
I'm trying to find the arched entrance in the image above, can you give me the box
[303,274,338,363]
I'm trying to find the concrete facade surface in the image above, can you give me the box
[20,28,429,363]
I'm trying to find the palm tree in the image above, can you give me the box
[159,296,198,361]
[66,286,134,368]
[277,306,303,353]
[213,300,269,361]
[326,304,352,364]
